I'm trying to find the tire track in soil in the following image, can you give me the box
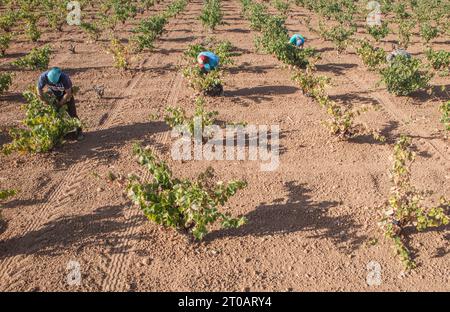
[99,2,194,291]
[100,71,183,292]
[0,3,189,291]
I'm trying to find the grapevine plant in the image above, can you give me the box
[182,40,236,96]
[199,0,223,31]
[425,48,450,76]
[2,90,81,154]
[272,0,290,16]
[318,22,355,54]
[356,40,386,71]
[0,34,11,56]
[108,38,129,69]
[99,0,138,30]
[0,10,17,32]
[0,73,12,95]
[242,0,316,68]
[131,0,188,52]
[440,101,449,132]
[0,189,16,231]
[366,22,389,42]
[381,136,449,269]
[127,144,247,240]
[80,22,101,41]
[131,15,167,52]
[164,96,218,139]
[183,65,224,96]
[11,45,52,70]
[380,55,431,96]
[292,64,384,142]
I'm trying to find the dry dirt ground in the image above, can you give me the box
[0,0,449,291]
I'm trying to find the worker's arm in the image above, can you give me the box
[58,88,73,107]
[36,73,48,103]
[37,86,46,101]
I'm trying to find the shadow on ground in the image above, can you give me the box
[52,121,168,168]
[0,204,146,259]
[207,181,367,252]
[225,85,298,103]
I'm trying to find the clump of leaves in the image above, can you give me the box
[184,40,237,66]
[164,96,218,138]
[0,34,11,56]
[319,22,355,53]
[11,45,52,70]
[380,135,449,269]
[291,66,330,98]
[140,0,157,10]
[397,19,414,48]
[0,189,16,229]
[419,22,439,44]
[183,65,224,96]
[135,14,167,36]
[80,22,101,41]
[108,38,129,69]
[2,90,81,154]
[366,22,389,42]
[127,143,247,240]
[380,56,431,96]
[255,16,316,68]
[0,189,16,201]
[131,0,187,52]
[43,0,67,31]
[0,72,12,95]
[272,0,290,16]
[292,65,384,141]
[24,14,41,42]
[425,48,449,74]
[356,40,386,70]
[199,0,223,31]
[164,0,189,18]
[131,14,167,52]
[324,101,384,141]
[0,11,17,32]
[439,100,449,132]
[100,0,137,28]
[246,2,269,31]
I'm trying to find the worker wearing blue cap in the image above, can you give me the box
[37,67,83,140]
[289,34,306,48]
[197,51,220,73]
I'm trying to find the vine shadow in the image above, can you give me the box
[225,85,298,104]
[207,181,367,253]
[52,121,168,169]
[0,204,146,259]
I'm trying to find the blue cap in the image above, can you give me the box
[47,67,62,84]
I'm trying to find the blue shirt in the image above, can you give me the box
[37,71,72,98]
[289,34,305,47]
[199,51,219,71]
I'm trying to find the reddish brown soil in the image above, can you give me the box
[0,0,448,291]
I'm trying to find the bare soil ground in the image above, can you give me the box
[0,0,448,291]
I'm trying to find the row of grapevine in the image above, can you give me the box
[0,1,189,155]
[294,0,449,130]
[286,1,450,269]
[241,0,383,141]
[123,2,247,240]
